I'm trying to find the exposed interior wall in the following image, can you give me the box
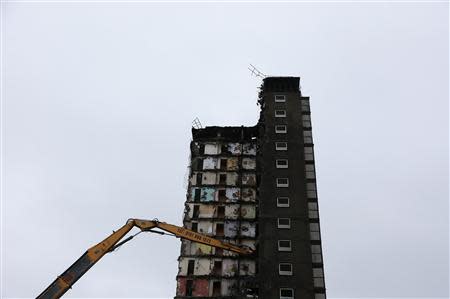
[176,128,258,298]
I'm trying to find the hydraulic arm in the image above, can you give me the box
[37,218,253,299]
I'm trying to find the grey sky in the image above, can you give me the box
[2,2,449,298]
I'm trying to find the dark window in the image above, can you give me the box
[275,95,286,102]
[277,197,290,207]
[277,178,289,187]
[187,260,195,275]
[217,206,225,218]
[280,288,294,298]
[213,260,223,275]
[219,174,227,185]
[216,223,224,236]
[212,281,221,296]
[218,189,226,202]
[275,142,288,151]
[194,189,201,202]
[220,158,227,170]
[278,218,291,228]
[193,205,200,218]
[275,110,286,117]
[221,144,229,154]
[194,158,203,170]
[275,125,287,133]
[191,222,198,232]
[278,240,292,251]
[186,280,194,296]
[196,173,203,185]
[279,263,293,275]
[215,248,223,256]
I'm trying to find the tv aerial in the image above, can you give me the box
[192,117,203,129]
[248,64,266,79]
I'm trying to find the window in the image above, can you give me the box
[275,125,287,134]
[217,206,225,218]
[277,197,290,207]
[306,182,317,198]
[302,114,311,128]
[218,189,226,202]
[216,223,224,236]
[191,222,198,232]
[275,142,288,151]
[278,218,291,229]
[220,158,227,170]
[213,260,223,275]
[301,99,310,112]
[275,110,286,117]
[311,244,322,263]
[193,205,200,218]
[276,159,288,169]
[310,222,320,240]
[305,147,314,161]
[305,164,315,179]
[196,173,203,185]
[303,130,313,144]
[313,268,325,287]
[193,188,201,202]
[195,158,203,170]
[278,240,292,252]
[280,288,294,299]
[212,281,221,296]
[219,174,227,185]
[276,178,289,187]
[186,280,194,296]
[308,202,319,219]
[279,263,293,275]
[187,260,195,275]
[275,95,286,102]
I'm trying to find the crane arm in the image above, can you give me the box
[37,219,253,299]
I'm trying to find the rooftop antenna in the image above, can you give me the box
[192,117,203,129]
[248,64,266,79]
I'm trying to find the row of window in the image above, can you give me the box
[274,95,310,110]
[275,134,312,148]
[274,118,312,134]
[280,289,325,299]
[277,263,324,280]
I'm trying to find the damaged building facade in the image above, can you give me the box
[176,77,326,299]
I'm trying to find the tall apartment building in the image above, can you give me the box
[176,77,326,299]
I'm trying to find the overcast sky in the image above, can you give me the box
[1,2,449,299]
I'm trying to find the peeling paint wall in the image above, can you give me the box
[241,188,256,202]
[242,173,256,186]
[227,143,242,155]
[192,279,209,296]
[204,143,220,155]
[242,157,256,170]
[240,222,256,237]
[202,172,216,185]
[203,157,217,170]
[225,187,240,202]
[225,204,240,219]
[241,205,256,219]
[222,259,238,277]
[225,172,238,185]
[243,143,257,155]
[239,259,256,276]
[224,220,238,238]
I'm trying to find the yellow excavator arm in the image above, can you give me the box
[37,219,253,299]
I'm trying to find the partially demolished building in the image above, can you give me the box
[176,77,326,299]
